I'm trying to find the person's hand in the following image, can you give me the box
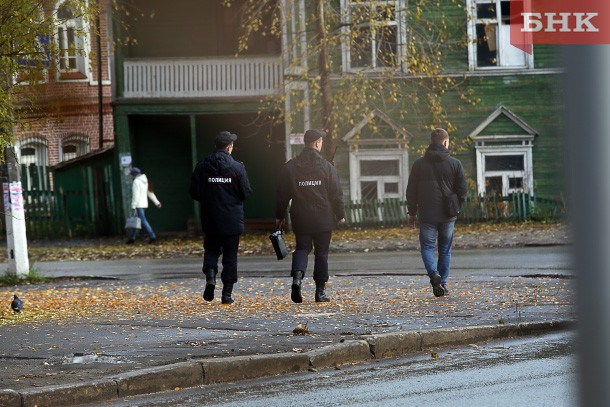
[338,218,346,224]
[408,215,417,228]
[156,202,162,208]
[276,218,285,229]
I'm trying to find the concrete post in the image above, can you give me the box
[3,146,29,278]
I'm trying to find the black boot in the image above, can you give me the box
[221,283,234,304]
[315,281,330,303]
[291,270,305,304]
[203,268,217,301]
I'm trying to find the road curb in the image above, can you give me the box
[308,340,372,369]
[202,353,310,384]
[114,361,204,398]
[19,379,117,407]
[0,390,21,407]
[5,319,575,406]
[364,331,422,359]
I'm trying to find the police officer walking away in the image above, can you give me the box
[275,129,345,303]
[406,128,467,297]
[189,131,253,304]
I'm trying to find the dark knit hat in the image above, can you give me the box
[130,167,142,176]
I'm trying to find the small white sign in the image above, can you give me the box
[9,182,24,212]
[120,155,132,166]
[289,133,304,145]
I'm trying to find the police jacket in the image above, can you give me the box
[276,147,345,234]
[189,150,252,235]
[406,142,468,224]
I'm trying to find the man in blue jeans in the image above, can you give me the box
[406,128,468,297]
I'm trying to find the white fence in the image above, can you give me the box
[123,56,283,98]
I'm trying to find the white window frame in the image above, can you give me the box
[60,135,90,162]
[55,0,90,81]
[16,137,49,167]
[475,144,533,196]
[13,5,50,85]
[348,149,409,201]
[466,0,534,70]
[280,0,308,76]
[340,0,407,73]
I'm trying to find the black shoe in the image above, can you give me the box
[291,271,304,303]
[315,281,330,303]
[430,273,445,297]
[441,283,449,295]
[202,269,216,302]
[221,283,234,304]
[148,238,157,244]
[126,239,135,244]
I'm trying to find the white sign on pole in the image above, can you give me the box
[10,182,24,212]
[289,133,304,145]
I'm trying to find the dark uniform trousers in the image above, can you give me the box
[203,234,240,284]
[291,231,332,282]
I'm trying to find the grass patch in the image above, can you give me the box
[0,268,48,286]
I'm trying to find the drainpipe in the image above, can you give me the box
[96,1,104,149]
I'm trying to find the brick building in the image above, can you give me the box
[12,0,114,167]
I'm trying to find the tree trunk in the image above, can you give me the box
[314,0,334,159]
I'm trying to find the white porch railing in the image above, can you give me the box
[123,56,283,98]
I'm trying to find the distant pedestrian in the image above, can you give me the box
[189,131,253,304]
[275,129,345,303]
[406,128,468,297]
[127,167,162,244]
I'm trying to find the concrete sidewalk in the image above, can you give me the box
[0,247,575,406]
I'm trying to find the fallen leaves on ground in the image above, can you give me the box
[0,222,571,327]
[0,222,568,263]
[0,275,574,329]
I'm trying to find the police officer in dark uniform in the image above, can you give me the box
[275,129,345,303]
[189,131,253,304]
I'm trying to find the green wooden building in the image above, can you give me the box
[111,0,564,232]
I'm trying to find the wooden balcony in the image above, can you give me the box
[122,56,283,99]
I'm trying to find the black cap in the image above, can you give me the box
[130,167,141,176]
[303,129,327,143]
[215,131,238,147]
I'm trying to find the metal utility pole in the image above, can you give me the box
[3,146,29,278]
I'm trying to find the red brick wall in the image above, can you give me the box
[12,0,115,166]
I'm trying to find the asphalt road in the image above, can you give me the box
[98,331,576,407]
[34,246,572,280]
[0,246,574,392]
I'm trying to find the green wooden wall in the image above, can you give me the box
[123,0,280,58]
[113,0,565,233]
[123,111,285,232]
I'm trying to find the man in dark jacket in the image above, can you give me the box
[189,131,253,304]
[276,129,345,303]
[406,128,468,297]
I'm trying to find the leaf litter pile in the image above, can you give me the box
[0,273,573,331]
[0,222,572,328]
